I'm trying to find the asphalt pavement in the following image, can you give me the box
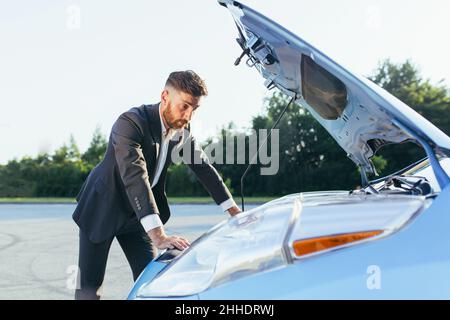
[0,203,256,300]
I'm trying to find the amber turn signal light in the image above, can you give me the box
[293,230,383,257]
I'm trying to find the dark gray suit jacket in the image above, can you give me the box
[72,103,232,243]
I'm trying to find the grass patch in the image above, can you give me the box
[0,197,77,203]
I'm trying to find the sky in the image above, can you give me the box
[0,0,449,164]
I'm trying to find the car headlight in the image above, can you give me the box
[136,200,297,298]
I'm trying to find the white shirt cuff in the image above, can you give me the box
[220,198,237,212]
[140,214,163,232]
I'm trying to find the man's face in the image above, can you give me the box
[161,87,201,130]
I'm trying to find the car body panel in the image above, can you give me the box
[127,260,168,300]
[129,184,449,299]
[128,259,199,300]
[199,184,450,299]
[129,188,434,299]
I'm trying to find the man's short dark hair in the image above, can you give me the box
[165,70,208,97]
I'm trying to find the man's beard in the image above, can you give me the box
[163,103,188,130]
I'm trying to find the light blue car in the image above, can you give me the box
[128,0,450,299]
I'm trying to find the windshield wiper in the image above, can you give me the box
[382,175,433,195]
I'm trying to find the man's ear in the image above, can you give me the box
[161,89,169,104]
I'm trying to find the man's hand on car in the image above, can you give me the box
[227,205,242,217]
[147,227,190,250]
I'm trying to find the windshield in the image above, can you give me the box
[405,157,450,192]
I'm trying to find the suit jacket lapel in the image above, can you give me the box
[144,103,162,181]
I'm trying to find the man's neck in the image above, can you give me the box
[159,103,170,131]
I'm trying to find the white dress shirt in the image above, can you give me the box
[140,104,236,232]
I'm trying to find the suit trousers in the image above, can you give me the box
[74,216,156,300]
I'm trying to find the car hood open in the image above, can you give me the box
[218,0,450,174]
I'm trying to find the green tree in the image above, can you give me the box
[81,126,108,169]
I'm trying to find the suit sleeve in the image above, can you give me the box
[111,112,159,220]
[183,132,233,205]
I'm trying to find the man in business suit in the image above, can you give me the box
[72,70,241,300]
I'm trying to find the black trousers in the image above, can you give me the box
[74,216,156,300]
